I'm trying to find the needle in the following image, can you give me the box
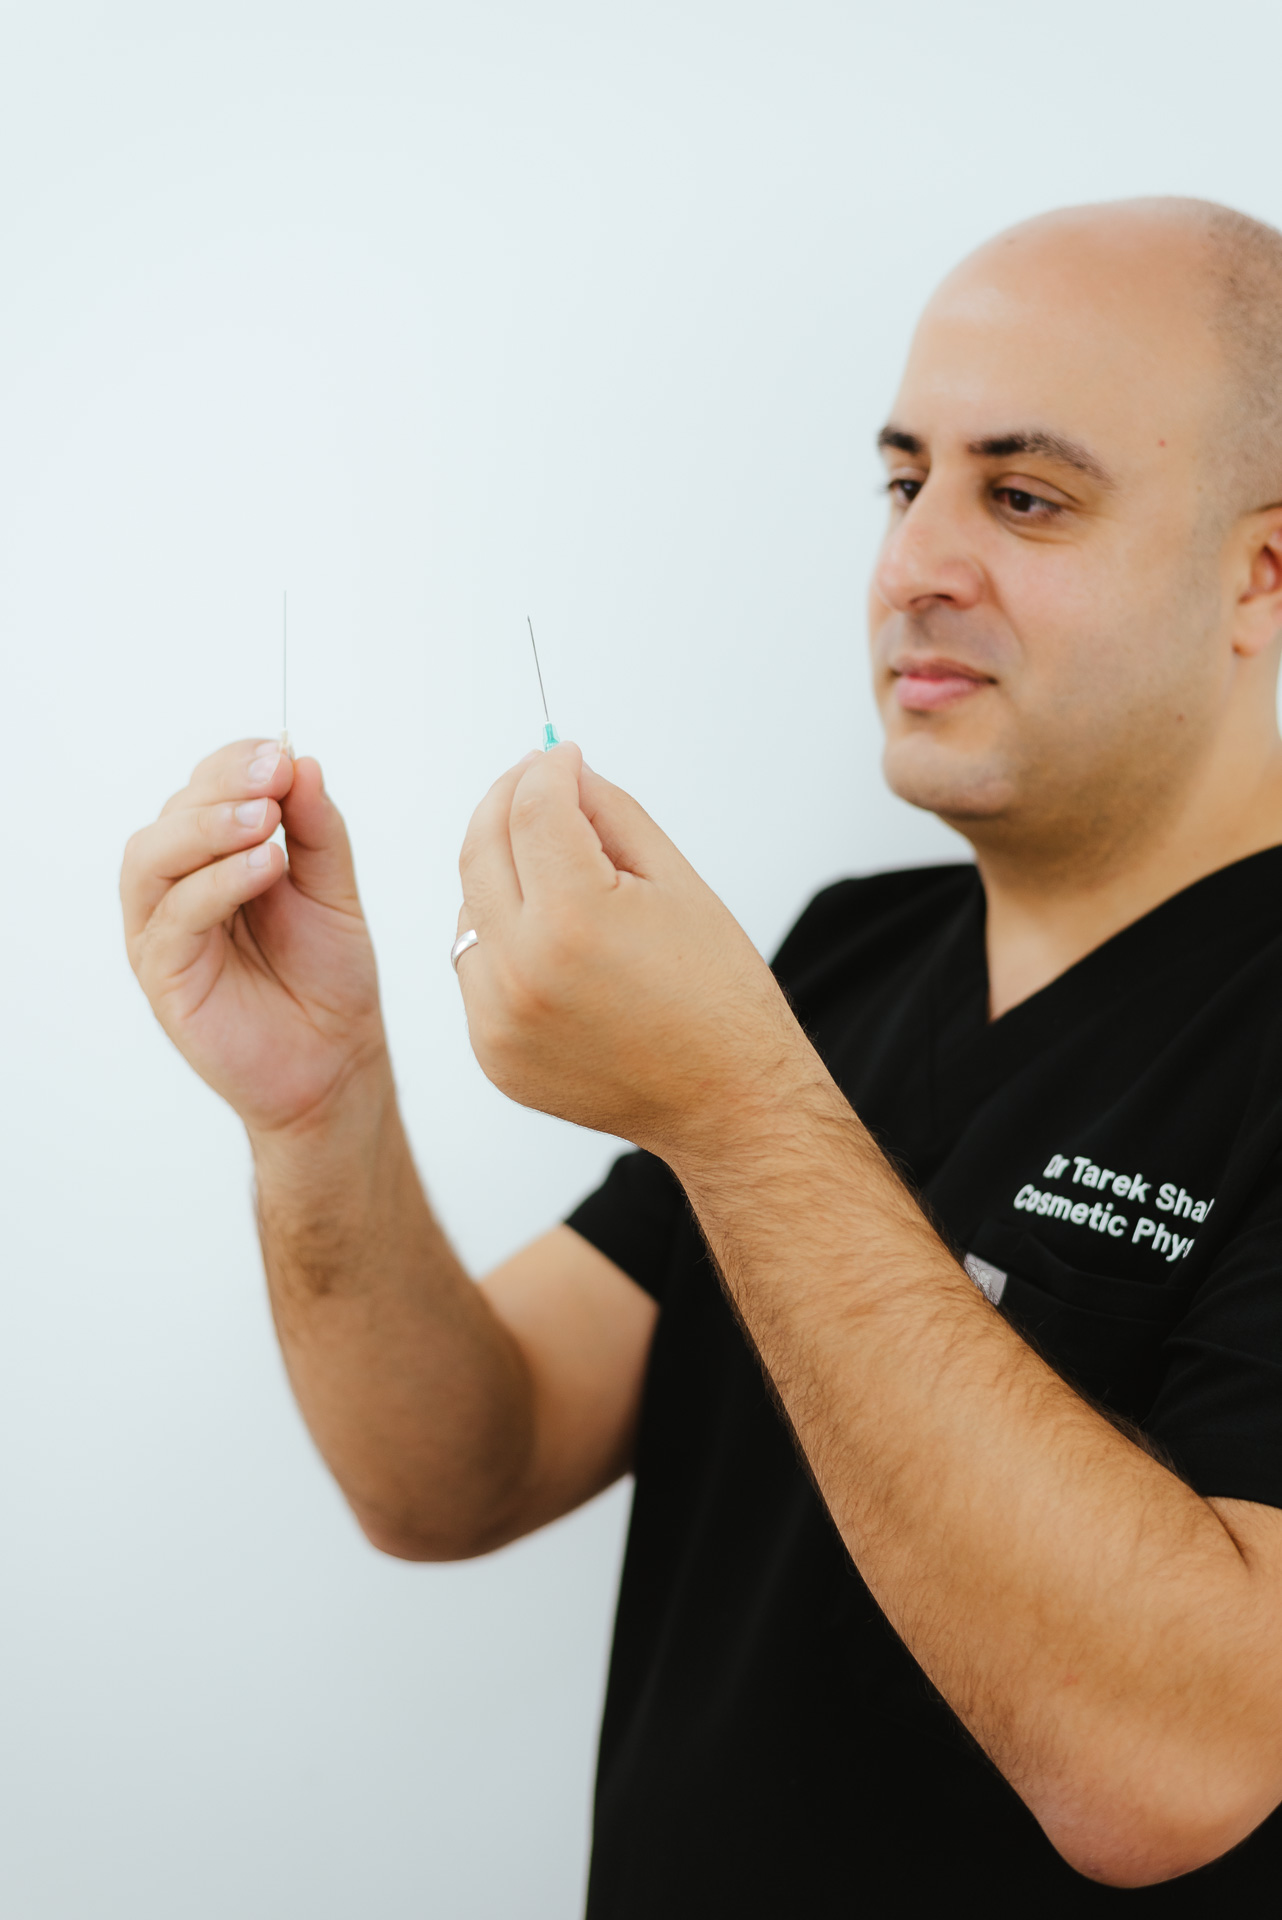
[279,590,292,757]
[527,615,559,751]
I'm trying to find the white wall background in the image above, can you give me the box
[2,2,1281,1913]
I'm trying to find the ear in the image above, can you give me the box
[1232,511,1282,659]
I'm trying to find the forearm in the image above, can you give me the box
[667,1045,1273,1879]
[251,1057,534,1559]
[447,742,1282,1874]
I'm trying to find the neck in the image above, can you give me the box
[970,720,1282,1021]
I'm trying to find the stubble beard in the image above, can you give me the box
[882,693,1217,889]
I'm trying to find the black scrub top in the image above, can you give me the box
[567,850,1282,1916]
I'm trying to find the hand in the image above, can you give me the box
[121,739,387,1140]
[455,744,808,1160]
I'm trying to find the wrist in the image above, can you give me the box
[250,1050,422,1309]
[248,1042,401,1202]
[659,1013,850,1189]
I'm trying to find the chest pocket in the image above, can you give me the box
[969,1223,1192,1423]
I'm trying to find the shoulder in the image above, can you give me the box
[771,863,978,992]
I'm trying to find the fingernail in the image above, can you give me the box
[248,747,280,784]
[235,799,268,828]
[246,844,272,869]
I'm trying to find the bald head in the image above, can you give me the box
[1196,199,1282,514]
[963,197,1282,523]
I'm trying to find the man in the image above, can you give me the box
[122,197,1282,1910]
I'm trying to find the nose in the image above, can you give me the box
[873,484,985,616]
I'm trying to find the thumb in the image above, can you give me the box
[577,762,681,881]
[507,743,620,905]
[278,758,364,914]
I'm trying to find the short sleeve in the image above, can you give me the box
[1147,1157,1282,1507]
[565,1149,692,1304]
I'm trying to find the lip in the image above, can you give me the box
[891,656,994,713]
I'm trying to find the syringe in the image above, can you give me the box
[527,616,559,751]
[279,589,293,757]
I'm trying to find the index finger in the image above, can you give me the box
[160,738,296,816]
[458,752,540,936]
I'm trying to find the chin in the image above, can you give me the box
[881,737,1016,823]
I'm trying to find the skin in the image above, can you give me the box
[872,206,1282,1012]
[122,203,1282,1888]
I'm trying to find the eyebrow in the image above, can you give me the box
[877,425,1115,488]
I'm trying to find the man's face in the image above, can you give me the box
[869,216,1234,852]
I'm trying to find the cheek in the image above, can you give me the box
[1002,550,1213,748]
[998,548,1133,694]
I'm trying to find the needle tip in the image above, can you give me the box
[527,615,552,726]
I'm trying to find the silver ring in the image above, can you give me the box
[450,928,479,973]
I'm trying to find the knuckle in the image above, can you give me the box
[143,886,173,934]
[458,815,492,880]
[126,929,153,983]
[524,904,587,978]
[508,786,542,834]
[537,918,582,974]
[461,870,499,924]
[500,956,559,1028]
[120,825,161,891]
[130,920,162,983]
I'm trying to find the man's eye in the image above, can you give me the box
[995,486,1060,519]
[885,478,923,506]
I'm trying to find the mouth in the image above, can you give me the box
[891,656,995,713]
